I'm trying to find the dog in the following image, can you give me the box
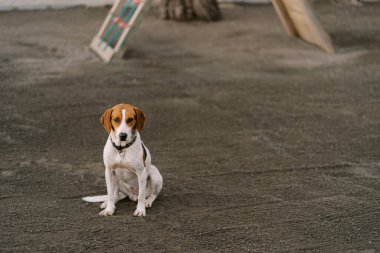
[83,103,163,216]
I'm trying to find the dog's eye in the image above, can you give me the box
[113,117,120,123]
[127,117,133,123]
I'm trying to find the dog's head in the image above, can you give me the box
[100,103,145,145]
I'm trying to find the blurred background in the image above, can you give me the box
[0,0,271,11]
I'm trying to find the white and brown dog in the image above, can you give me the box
[83,103,163,216]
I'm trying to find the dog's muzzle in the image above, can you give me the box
[119,133,127,141]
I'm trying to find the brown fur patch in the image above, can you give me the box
[133,107,145,131]
[141,143,147,167]
[100,108,113,133]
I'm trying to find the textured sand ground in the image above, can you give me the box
[0,3,379,252]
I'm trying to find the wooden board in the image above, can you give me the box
[272,0,334,54]
[90,0,151,63]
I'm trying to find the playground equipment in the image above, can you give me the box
[90,0,334,63]
[90,0,151,63]
[272,0,335,54]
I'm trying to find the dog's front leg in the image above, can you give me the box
[133,168,147,217]
[99,166,117,216]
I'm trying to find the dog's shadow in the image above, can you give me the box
[108,197,164,217]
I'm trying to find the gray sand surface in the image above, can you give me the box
[1,3,379,252]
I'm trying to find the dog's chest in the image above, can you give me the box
[107,152,140,172]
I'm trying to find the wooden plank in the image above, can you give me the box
[272,0,334,54]
[271,0,297,37]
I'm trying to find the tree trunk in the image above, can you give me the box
[158,0,221,21]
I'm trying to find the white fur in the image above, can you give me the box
[83,109,163,217]
[82,195,108,202]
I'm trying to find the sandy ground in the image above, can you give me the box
[0,2,380,252]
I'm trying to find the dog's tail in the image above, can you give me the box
[82,195,108,202]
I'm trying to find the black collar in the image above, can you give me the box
[111,135,137,153]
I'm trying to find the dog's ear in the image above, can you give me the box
[133,107,146,132]
[100,108,113,133]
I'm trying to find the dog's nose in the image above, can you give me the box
[119,133,127,141]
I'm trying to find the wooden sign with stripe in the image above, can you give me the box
[90,0,151,63]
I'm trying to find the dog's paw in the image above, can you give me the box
[133,207,146,217]
[145,195,156,208]
[145,200,153,208]
[100,201,108,209]
[99,207,115,216]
